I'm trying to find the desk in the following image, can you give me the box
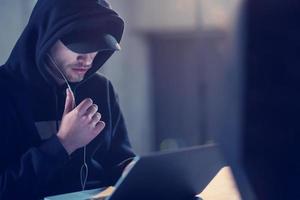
[45,166,241,200]
[198,166,241,200]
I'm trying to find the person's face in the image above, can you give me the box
[48,40,98,83]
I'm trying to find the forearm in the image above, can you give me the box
[0,135,69,200]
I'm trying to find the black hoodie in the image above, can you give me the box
[0,0,135,199]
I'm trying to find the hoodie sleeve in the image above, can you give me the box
[0,94,69,200]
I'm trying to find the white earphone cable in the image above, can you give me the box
[47,54,88,191]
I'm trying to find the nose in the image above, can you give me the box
[77,53,97,66]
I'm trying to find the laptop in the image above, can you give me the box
[45,144,225,200]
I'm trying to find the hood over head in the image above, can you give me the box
[4,0,124,88]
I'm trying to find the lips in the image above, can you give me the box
[73,68,88,71]
[72,67,90,74]
[72,69,88,76]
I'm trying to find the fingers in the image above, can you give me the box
[74,99,105,135]
[64,88,75,115]
[86,108,104,134]
[75,98,93,115]
[68,88,75,109]
[94,121,105,134]
[90,112,101,126]
[85,104,98,119]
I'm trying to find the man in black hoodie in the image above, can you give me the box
[0,0,135,199]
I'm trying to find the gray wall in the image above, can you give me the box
[0,0,35,64]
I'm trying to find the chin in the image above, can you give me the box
[69,77,84,83]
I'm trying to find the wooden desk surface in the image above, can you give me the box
[198,166,241,200]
